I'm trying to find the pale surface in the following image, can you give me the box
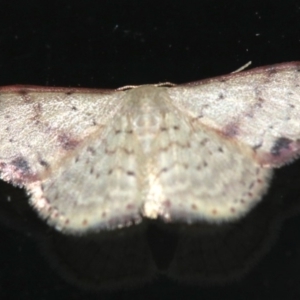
[0,62,299,233]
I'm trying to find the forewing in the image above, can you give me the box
[0,86,125,186]
[168,62,300,167]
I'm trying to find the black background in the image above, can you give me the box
[0,1,300,299]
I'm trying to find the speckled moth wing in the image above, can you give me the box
[143,62,300,224]
[168,62,300,167]
[142,113,273,224]
[0,86,146,232]
[0,62,299,234]
[0,86,125,186]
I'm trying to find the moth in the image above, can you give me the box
[0,62,299,234]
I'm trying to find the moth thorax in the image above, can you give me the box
[132,112,163,153]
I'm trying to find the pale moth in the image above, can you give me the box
[0,62,300,234]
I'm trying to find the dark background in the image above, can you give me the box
[0,1,300,299]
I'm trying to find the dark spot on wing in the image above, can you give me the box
[223,122,239,137]
[271,137,292,156]
[57,133,79,150]
[18,90,33,102]
[248,181,255,190]
[200,138,209,146]
[29,103,43,123]
[34,103,42,114]
[212,209,218,215]
[218,92,224,100]
[11,157,31,174]
[126,171,135,176]
[253,97,265,109]
[39,159,49,168]
[267,67,278,76]
[289,103,295,108]
[253,142,262,150]
[87,146,96,155]
[53,211,59,218]
[126,203,135,210]
[162,199,171,208]
[18,89,29,96]
[7,156,38,184]
[124,148,134,155]
[191,204,198,210]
